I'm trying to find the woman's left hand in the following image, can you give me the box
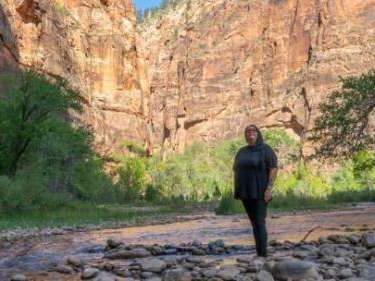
[264,189,273,203]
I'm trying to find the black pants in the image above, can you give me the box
[241,198,268,257]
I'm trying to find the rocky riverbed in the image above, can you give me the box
[2,203,375,281]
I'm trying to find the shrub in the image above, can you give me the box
[116,156,147,202]
[0,71,116,212]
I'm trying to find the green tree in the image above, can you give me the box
[309,70,375,159]
[0,71,115,211]
[116,156,146,202]
[352,150,375,189]
[0,71,81,178]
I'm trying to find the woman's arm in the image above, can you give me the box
[266,167,278,191]
[264,167,277,202]
[264,144,278,202]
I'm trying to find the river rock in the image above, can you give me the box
[55,264,74,274]
[358,248,375,260]
[357,264,375,279]
[318,244,336,257]
[105,247,151,259]
[163,268,192,281]
[141,271,158,278]
[208,239,225,249]
[215,265,241,280]
[362,233,375,248]
[201,269,218,278]
[67,256,83,267]
[163,248,178,255]
[271,259,320,280]
[98,271,134,281]
[145,278,161,281]
[186,256,203,264]
[82,268,100,279]
[192,247,206,255]
[327,234,350,244]
[141,259,167,273]
[192,240,202,247]
[161,256,180,266]
[112,268,132,277]
[348,235,362,245]
[150,245,164,255]
[321,267,336,279]
[255,270,274,281]
[10,274,27,281]
[338,268,354,279]
[106,238,123,249]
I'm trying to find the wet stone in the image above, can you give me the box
[271,259,320,281]
[357,264,375,280]
[338,268,354,279]
[67,256,83,267]
[112,268,132,277]
[208,239,225,249]
[192,247,206,255]
[185,256,203,264]
[82,268,99,279]
[362,233,375,248]
[10,274,27,281]
[215,265,241,280]
[255,270,274,281]
[163,268,192,281]
[105,247,151,259]
[140,258,167,273]
[55,264,73,274]
[163,248,178,255]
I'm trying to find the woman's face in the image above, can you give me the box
[246,127,258,145]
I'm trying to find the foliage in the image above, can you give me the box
[115,128,300,203]
[263,128,301,166]
[0,71,81,177]
[116,156,147,202]
[0,71,116,213]
[53,0,68,17]
[0,203,184,231]
[137,0,186,23]
[309,69,375,159]
[120,139,147,157]
[217,157,375,215]
[352,150,375,189]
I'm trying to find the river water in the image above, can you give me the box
[1,203,374,280]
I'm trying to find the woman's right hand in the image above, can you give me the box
[264,189,273,203]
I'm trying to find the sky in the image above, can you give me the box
[133,0,162,11]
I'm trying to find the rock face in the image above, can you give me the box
[139,0,375,156]
[1,0,374,156]
[0,0,151,154]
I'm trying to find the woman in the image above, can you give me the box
[233,124,278,258]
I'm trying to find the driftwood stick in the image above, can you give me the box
[300,226,323,242]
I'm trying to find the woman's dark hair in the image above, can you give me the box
[244,124,264,145]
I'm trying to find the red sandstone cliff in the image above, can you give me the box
[1,0,374,157]
[0,0,151,154]
[139,0,375,156]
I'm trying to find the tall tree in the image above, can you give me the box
[0,71,81,177]
[309,70,375,159]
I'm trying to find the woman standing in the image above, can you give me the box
[233,124,278,258]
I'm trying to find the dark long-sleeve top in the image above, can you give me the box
[232,142,278,200]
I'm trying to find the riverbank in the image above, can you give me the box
[1,201,373,241]
[1,203,375,280]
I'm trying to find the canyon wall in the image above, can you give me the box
[1,0,374,157]
[0,0,151,154]
[140,0,375,156]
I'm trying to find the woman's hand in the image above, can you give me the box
[265,167,277,203]
[264,188,273,203]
